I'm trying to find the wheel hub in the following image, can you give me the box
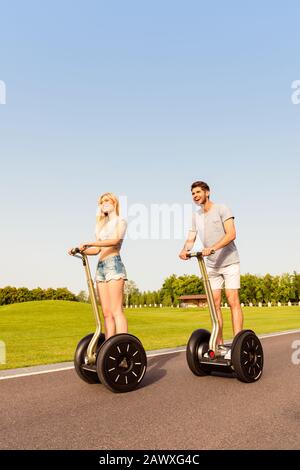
[117,355,132,372]
[240,336,263,380]
[248,351,257,364]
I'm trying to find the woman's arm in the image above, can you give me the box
[81,246,101,255]
[81,239,121,250]
[68,246,100,256]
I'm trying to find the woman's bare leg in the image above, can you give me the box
[107,279,128,334]
[97,282,115,339]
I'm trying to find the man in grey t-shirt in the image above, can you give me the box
[179,181,243,348]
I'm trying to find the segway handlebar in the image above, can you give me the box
[70,247,81,255]
[70,245,93,256]
[187,250,215,258]
[70,246,91,259]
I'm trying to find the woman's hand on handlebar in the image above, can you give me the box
[78,243,89,252]
[68,245,87,256]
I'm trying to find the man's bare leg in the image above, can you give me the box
[225,289,244,336]
[212,289,223,345]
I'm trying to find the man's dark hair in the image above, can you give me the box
[191,181,210,193]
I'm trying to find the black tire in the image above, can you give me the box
[231,330,264,383]
[186,329,211,376]
[96,334,147,393]
[74,333,105,384]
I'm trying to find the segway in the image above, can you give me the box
[70,248,147,392]
[186,252,264,382]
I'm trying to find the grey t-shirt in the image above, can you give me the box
[191,203,239,268]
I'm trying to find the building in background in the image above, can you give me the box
[178,294,207,308]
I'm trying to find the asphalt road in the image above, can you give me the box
[0,332,299,450]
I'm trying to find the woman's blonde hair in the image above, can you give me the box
[95,192,120,236]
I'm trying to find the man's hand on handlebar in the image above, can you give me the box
[179,249,190,260]
[201,247,215,256]
[179,247,216,259]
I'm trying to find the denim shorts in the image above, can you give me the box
[95,255,127,283]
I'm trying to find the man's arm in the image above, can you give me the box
[179,230,197,260]
[202,218,236,256]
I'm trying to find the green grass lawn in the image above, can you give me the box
[0,300,299,370]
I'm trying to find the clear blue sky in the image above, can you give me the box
[1,1,299,294]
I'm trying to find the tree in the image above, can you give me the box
[31,287,45,301]
[77,290,88,303]
[154,291,160,305]
[277,274,293,303]
[271,276,281,303]
[255,277,264,304]
[162,293,172,307]
[240,274,258,304]
[173,275,204,297]
[0,286,18,305]
[261,274,273,303]
[44,288,56,300]
[54,287,77,301]
[0,286,79,305]
[292,271,300,301]
[160,274,177,304]
[145,291,155,306]
[124,280,140,306]
[16,287,32,303]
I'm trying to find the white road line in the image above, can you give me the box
[0,329,299,381]
[0,366,75,380]
[258,330,300,339]
[147,348,186,358]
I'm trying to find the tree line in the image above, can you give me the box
[125,272,300,307]
[0,286,77,305]
[1,271,299,306]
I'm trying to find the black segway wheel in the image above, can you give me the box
[74,333,105,384]
[96,334,147,393]
[231,330,264,383]
[186,329,211,376]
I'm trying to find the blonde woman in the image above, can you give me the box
[70,193,128,339]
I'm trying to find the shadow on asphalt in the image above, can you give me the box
[140,354,237,389]
[139,353,182,389]
[211,371,236,379]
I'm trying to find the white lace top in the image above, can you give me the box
[95,216,127,244]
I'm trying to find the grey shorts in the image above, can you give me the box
[95,255,127,283]
[206,262,240,290]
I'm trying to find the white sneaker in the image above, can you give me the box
[217,345,231,360]
[224,348,231,360]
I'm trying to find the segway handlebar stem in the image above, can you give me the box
[187,250,219,353]
[70,247,103,364]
